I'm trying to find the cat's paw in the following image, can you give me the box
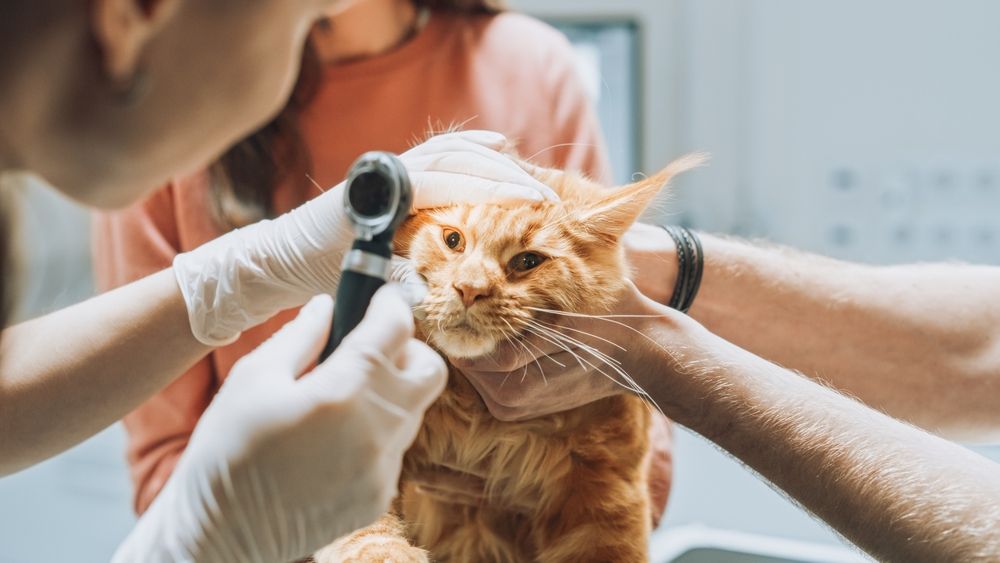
[313,535,430,563]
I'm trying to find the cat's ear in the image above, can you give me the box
[576,153,707,240]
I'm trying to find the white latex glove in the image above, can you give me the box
[174,130,555,346]
[112,287,447,563]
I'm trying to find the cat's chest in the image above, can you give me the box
[406,367,576,480]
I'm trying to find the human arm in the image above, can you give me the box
[625,223,1000,440]
[0,130,554,475]
[93,183,218,514]
[457,283,1000,561]
[0,270,211,476]
[638,298,1000,562]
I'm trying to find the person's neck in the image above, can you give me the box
[312,0,420,64]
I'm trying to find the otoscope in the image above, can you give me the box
[318,151,413,362]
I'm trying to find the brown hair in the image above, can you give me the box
[210,0,505,230]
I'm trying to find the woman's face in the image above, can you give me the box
[20,0,361,208]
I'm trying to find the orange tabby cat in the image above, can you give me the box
[314,152,702,563]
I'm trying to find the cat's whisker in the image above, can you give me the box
[525,306,683,365]
[496,322,521,361]
[525,321,632,386]
[512,318,588,372]
[524,319,663,415]
[526,306,672,319]
[504,319,565,370]
[304,173,326,193]
[523,142,597,163]
[513,335,556,386]
[502,319,547,385]
[534,318,627,353]
[524,319,623,368]
[519,322,636,393]
[499,326,534,384]
[521,325,647,399]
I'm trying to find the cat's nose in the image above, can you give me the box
[453,282,491,308]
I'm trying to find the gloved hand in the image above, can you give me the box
[450,281,663,421]
[112,287,447,563]
[174,130,556,346]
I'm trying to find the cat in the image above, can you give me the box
[313,150,703,563]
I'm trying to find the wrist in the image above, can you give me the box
[627,293,733,428]
[624,223,677,305]
[173,190,353,346]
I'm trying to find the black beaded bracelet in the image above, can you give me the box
[661,225,704,314]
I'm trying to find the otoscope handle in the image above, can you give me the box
[318,150,410,363]
[318,238,394,361]
[319,269,386,360]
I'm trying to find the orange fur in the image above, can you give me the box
[314,151,702,563]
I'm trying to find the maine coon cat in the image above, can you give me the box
[313,149,702,562]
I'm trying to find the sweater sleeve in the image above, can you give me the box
[91,184,217,515]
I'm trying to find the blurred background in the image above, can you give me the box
[3,0,999,561]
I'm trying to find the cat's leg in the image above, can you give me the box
[312,513,428,563]
[530,477,651,563]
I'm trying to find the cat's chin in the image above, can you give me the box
[429,329,496,360]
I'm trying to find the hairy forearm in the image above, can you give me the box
[638,316,1000,561]
[0,269,211,475]
[628,225,1000,439]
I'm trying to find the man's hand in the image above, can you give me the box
[451,281,667,421]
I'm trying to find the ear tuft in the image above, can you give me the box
[576,152,708,240]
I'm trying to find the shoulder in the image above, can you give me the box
[476,12,571,48]
[450,11,578,70]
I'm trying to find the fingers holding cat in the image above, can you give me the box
[403,130,559,207]
[452,281,666,421]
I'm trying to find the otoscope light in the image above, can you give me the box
[343,152,412,242]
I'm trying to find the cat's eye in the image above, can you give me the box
[443,228,464,251]
[509,252,547,273]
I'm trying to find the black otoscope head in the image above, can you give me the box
[319,151,413,361]
[343,151,413,248]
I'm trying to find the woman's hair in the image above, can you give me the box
[210,0,505,230]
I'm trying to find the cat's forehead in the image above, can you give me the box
[425,202,568,247]
[430,202,562,230]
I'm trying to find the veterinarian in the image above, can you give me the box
[0,1,554,561]
[453,224,1000,560]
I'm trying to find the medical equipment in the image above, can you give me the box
[320,152,412,360]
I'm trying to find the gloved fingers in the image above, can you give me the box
[365,338,447,412]
[404,138,518,171]
[339,284,415,354]
[404,147,551,190]
[342,383,424,459]
[363,379,435,457]
[401,130,509,157]
[232,294,334,382]
[297,286,413,398]
[410,171,557,208]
